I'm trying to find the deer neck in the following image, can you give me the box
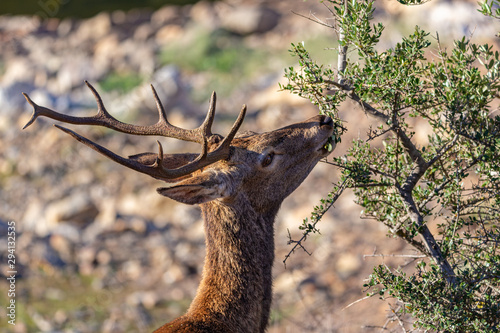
[187,195,277,332]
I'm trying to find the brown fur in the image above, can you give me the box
[154,115,335,332]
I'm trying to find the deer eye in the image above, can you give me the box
[261,152,274,168]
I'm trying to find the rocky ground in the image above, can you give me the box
[0,0,497,332]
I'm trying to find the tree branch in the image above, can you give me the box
[324,78,458,285]
[396,182,458,286]
[337,0,348,84]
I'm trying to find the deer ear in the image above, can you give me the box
[157,171,231,205]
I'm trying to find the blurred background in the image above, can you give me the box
[0,0,497,332]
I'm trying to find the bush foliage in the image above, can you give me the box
[282,0,500,331]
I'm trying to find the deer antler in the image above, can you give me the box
[22,81,246,180]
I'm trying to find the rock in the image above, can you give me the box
[273,270,307,294]
[31,311,54,331]
[54,309,68,326]
[297,276,332,307]
[335,253,362,279]
[190,1,219,28]
[1,58,36,86]
[122,260,142,280]
[219,5,280,35]
[162,262,186,284]
[133,23,155,41]
[93,33,120,74]
[151,5,182,27]
[75,12,112,41]
[108,65,183,116]
[126,291,159,309]
[32,241,67,269]
[93,198,118,229]
[22,200,50,236]
[57,18,74,37]
[118,40,155,75]
[45,194,99,227]
[111,10,128,25]
[49,233,76,265]
[155,24,184,44]
[77,245,97,275]
[398,1,496,40]
[0,15,40,42]
[56,57,97,93]
[0,81,37,116]
[96,249,112,265]
[150,244,173,271]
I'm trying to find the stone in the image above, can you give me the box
[155,24,184,44]
[0,81,37,115]
[126,291,159,309]
[93,33,120,68]
[57,18,74,37]
[96,250,112,265]
[45,194,99,226]
[151,6,182,27]
[190,1,219,28]
[219,5,280,35]
[77,245,97,275]
[22,200,51,236]
[133,23,154,41]
[75,12,112,41]
[49,233,75,265]
[1,58,35,86]
[335,253,362,279]
[56,58,96,93]
[122,260,143,280]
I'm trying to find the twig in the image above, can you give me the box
[283,228,313,268]
[342,295,371,310]
[363,254,427,259]
[390,303,407,333]
[291,10,335,29]
[337,0,348,84]
[283,178,350,266]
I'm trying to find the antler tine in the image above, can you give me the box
[22,91,95,130]
[150,84,170,125]
[22,83,149,135]
[200,92,216,138]
[149,84,217,143]
[226,104,247,142]
[212,104,247,153]
[54,125,213,180]
[84,80,110,117]
[155,140,164,165]
[22,92,44,130]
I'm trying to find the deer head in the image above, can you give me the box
[23,82,336,332]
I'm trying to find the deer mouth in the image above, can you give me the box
[317,134,336,155]
[316,116,336,155]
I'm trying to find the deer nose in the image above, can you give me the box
[320,116,334,127]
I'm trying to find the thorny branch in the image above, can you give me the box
[283,177,351,267]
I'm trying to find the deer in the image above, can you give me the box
[22,81,336,333]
